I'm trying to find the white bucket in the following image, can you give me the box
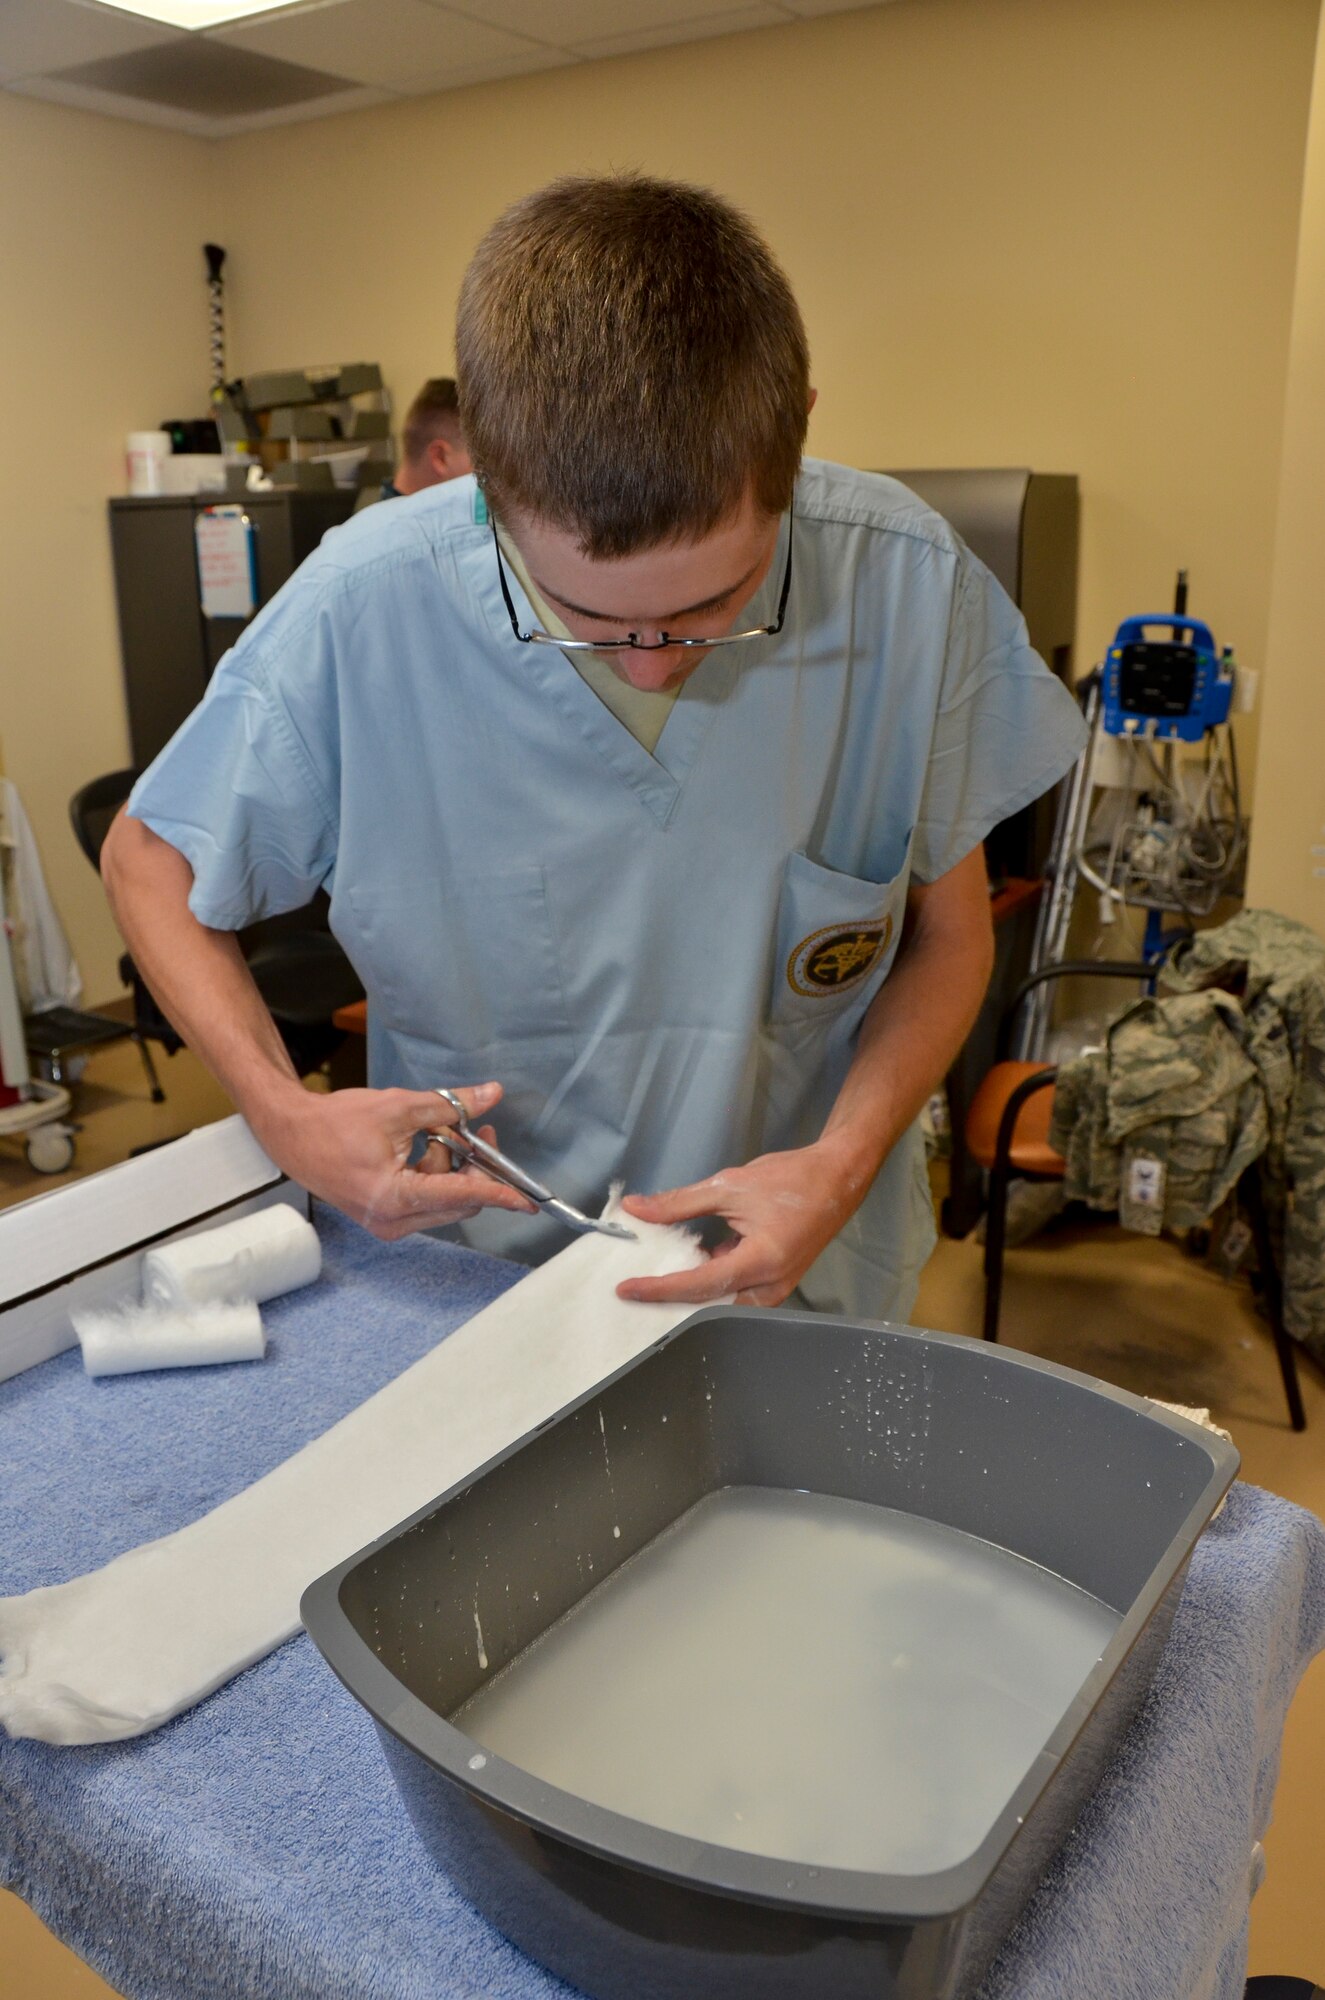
[125,430,172,496]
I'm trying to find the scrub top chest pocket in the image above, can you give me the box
[345,866,576,1056]
[769,844,911,1032]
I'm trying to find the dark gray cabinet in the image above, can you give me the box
[881,469,1079,884]
[108,491,355,767]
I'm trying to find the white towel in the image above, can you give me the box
[74,1300,265,1378]
[143,1203,321,1309]
[0,1203,708,1745]
[0,776,82,1012]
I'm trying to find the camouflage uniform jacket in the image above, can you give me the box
[1049,910,1325,1357]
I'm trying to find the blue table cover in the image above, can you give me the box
[2,1209,1323,2000]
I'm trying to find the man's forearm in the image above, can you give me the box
[100,810,306,1139]
[816,852,994,1196]
[100,811,543,1239]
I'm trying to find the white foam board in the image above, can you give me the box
[0,1116,307,1383]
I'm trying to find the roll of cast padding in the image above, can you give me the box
[143,1203,321,1310]
[0,1200,712,1743]
[74,1299,266,1378]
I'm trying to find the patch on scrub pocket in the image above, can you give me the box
[786,914,893,998]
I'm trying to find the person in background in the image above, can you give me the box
[371,376,472,504]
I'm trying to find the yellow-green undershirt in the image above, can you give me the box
[498,527,679,756]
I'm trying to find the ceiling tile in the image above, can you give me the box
[402,46,574,94]
[50,36,359,116]
[8,71,225,137]
[455,0,767,48]
[0,0,917,134]
[779,0,894,14]
[212,0,548,94]
[0,0,176,82]
[11,65,389,136]
[575,6,792,62]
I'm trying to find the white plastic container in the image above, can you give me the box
[125,431,172,496]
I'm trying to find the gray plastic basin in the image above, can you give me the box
[302,1306,1237,2000]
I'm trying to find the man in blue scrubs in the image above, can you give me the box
[103,175,1084,1321]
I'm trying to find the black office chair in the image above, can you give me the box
[67,770,178,1098]
[68,768,141,870]
[69,770,364,1089]
[964,959,1307,1433]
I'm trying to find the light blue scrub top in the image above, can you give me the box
[130,460,1085,1319]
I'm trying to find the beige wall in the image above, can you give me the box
[0,93,218,1001]
[219,0,1315,775]
[2,0,1318,1000]
[1246,4,1325,928]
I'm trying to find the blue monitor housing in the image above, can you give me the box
[1101,613,1234,743]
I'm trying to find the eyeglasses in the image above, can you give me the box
[492,505,794,652]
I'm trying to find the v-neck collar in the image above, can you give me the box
[471,532,740,828]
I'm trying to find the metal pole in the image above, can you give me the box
[204,243,227,393]
[1017,673,1101,1059]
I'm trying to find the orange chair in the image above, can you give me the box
[965,959,1307,1431]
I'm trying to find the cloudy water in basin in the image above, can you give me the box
[453,1485,1118,1876]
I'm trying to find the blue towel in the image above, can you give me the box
[2,1208,1323,2000]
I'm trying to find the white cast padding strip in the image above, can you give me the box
[143,1202,320,1309]
[74,1300,265,1378]
[0,1206,708,1745]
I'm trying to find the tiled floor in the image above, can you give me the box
[3,1041,1323,1993]
[0,1038,237,1212]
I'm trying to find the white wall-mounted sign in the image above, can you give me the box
[195,505,257,620]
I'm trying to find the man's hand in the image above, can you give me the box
[615,848,996,1308]
[256,1080,538,1242]
[615,1139,866,1306]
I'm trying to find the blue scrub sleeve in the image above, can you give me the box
[128,658,337,931]
[910,553,1087,884]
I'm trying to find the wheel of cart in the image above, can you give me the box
[0,1080,76,1177]
[25,1123,76,1174]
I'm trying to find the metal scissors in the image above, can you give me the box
[427,1088,637,1242]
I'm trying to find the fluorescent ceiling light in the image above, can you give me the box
[95,0,308,28]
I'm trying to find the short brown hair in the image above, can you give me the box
[456,175,810,558]
[401,377,463,463]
